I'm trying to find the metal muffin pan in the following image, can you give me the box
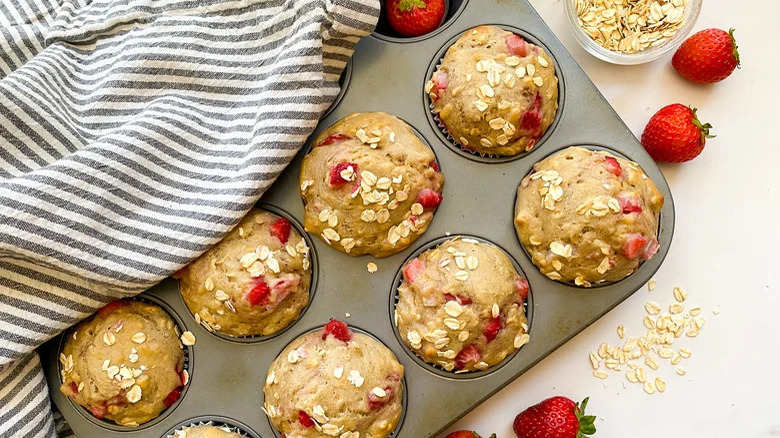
[41,0,675,436]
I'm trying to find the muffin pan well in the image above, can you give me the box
[164,417,261,438]
[425,24,566,163]
[389,234,533,380]
[513,144,666,289]
[53,294,193,433]
[373,0,468,42]
[190,204,320,344]
[41,1,675,437]
[263,325,409,438]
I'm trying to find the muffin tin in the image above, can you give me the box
[41,0,675,437]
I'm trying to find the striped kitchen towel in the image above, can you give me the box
[0,0,379,436]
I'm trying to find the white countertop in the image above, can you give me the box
[442,0,780,436]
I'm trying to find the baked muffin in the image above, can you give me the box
[514,147,664,286]
[427,25,559,156]
[300,112,444,258]
[177,209,311,337]
[264,320,404,438]
[174,425,242,438]
[59,300,186,427]
[395,238,530,372]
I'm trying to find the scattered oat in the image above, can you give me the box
[589,352,600,369]
[367,262,378,273]
[514,333,530,349]
[644,301,661,315]
[589,284,706,394]
[131,333,146,344]
[647,279,656,291]
[673,286,687,302]
[180,331,196,346]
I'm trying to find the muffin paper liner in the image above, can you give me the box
[390,235,532,377]
[57,294,191,431]
[166,419,255,438]
[180,204,319,345]
[428,57,524,160]
[427,26,567,161]
[264,325,408,438]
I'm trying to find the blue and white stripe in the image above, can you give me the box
[0,0,379,436]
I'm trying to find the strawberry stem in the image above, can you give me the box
[574,397,597,438]
[689,107,715,145]
[398,0,427,11]
[728,28,740,67]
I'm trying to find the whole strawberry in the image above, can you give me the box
[445,431,496,438]
[672,28,740,83]
[386,0,445,37]
[513,396,595,438]
[641,104,714,162]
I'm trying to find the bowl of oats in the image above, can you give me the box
[566,0,702,65]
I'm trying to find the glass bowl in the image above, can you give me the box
[564,0,702,65]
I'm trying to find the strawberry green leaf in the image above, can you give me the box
[728,28,740,67]
[690,107,716,144]
[398,0,427,11]
[575,397,596,437]
[578,397,589,415]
